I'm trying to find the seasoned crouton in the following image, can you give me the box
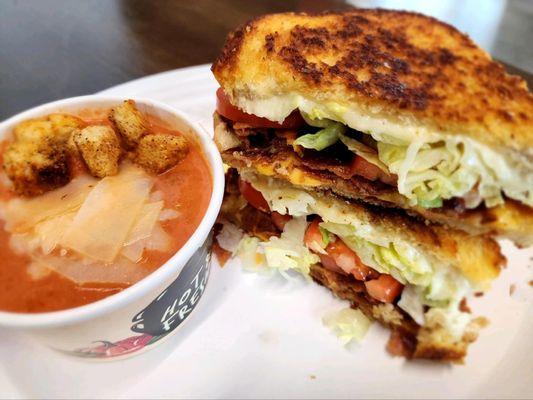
[13,119,54,143]
[3,137,70,196]
[49,113,85,143]
[135,134,189,174]
[72,125,121,178]
[108,100,150,149]
[14,114,84,146]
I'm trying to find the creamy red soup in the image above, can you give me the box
[0,104,212,313]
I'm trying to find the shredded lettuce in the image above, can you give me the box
[250,179,314,217]
[236,236,269,274]
[293,123,345,151]
[216,223,243,254]
[398,285,425,326]
[377,138,533,208]
[320,222,433,286]
[300,111,334,128]
[298,108,533,209]
[262,217,319,278]
[318,226,330,246]
[322,308,372,345]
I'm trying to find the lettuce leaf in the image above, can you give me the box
[321,221,433,286]
[293,123,345,151]
[300,111,334,128]
[216,223,243,254]
[262,217,319,278]
[249,178,314,217]
[378,139,533,208]
[236,236,269,274]
[397,285,425,326]
[322,308,372,345]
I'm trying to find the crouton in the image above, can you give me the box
[72,125,121,178]
[135,134,189,174]
[14,114,84,146]
[3,137,70,196]
[13,119,54,143]
[49,113,85,143]
[108,100,150,149]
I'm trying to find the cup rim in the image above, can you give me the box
[0,95,224,329]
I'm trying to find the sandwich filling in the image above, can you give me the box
[233,171,483,341]
[231,94,533,209]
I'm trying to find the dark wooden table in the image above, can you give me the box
[1,0,531,120]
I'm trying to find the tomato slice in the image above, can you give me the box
[272,211,291,231]
[304,218,328,254]
[364,274,403,303]
[216,88,305,129]
[326,240,376,281]
[318,253,346,275]
[350,156,397,185]
[238,178,269,212]
[350,156,383,181]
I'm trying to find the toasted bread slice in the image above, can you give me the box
[212,10,533,155]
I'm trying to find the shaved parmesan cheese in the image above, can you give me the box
[121,240,145,263]
[34,254,150,285]
[1,161,174,285]
[27,260,52,280]
[120,223,171,262]
[149,190,164,202]
[121,201,164,262]
[159,208,179,221]
[60,166,153,262]
[33,212,76,254]
[145,224,171,251]
[9,233,39,255]
[3,175,96,232]
[124,201,164,246]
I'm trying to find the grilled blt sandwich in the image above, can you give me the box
[212,10,513,361]
[219,168,504,361]
[212,9,533,247]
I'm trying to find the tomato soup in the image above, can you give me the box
[0,105,212,313]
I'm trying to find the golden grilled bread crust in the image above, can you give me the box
[212,10,533,155]
[219,184,491,361]
[214,114,533,247]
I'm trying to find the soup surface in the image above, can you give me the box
[0,106,212,313]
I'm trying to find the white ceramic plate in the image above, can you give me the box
[0,64,531,399]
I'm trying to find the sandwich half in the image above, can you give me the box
[212,10,513,362]
[218,168,505,361]
[212,9,533,247]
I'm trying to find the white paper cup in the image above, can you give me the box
[0,96,224,360]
